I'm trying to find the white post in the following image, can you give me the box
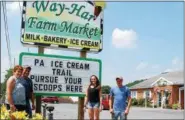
[161,93,163,109]
[179,88,181,109]
[145,97,147,108]
[144,91,147,108]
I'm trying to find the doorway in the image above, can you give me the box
[157,92,162,107]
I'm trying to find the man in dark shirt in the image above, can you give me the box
[21,66,35,118]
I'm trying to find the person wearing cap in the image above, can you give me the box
[21,66,35,118]
[109,77,132,120]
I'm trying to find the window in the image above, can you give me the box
[143,90,151,98]
[131,91,137,99]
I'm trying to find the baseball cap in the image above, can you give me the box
[116,76,123,80]
[23,65,32,70]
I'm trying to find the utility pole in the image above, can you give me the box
[77,51,86,120]
[14,58,15,66]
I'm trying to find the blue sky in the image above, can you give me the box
[1,2,184,87]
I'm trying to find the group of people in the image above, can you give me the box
[5,65,131,120]
[84,75,131,120]
[5,65,35,118]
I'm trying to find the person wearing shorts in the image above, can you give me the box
[109,76,132,120]
[84,75,102,120]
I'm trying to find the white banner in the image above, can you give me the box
[19,52,102,96]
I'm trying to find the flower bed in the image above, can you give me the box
[0,105,43,120]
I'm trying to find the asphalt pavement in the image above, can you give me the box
[36,103,184,119]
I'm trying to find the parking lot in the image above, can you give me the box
[40,103,184,119]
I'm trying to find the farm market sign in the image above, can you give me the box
[19,52,102,96]
[21,1,104,52]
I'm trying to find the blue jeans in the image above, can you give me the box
[112,111,127,120]
[26,101,32,118]
[87,102,100,109]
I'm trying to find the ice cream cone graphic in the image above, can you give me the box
[94,1,106,20]
[94,6,102,20]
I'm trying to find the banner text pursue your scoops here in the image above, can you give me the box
[30,58,90,93]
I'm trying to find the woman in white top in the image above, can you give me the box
[5,65,26,112]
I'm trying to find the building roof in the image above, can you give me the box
[130,71,184,89]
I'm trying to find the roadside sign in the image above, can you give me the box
[19,52,102,96]
[21,1,104,52]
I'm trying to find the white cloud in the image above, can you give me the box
[6,2,23,13]
[136,62,148,71]
[151,64,160,69]
[112,28,137,48]
[164,57,183,72]
[172,57,181,65]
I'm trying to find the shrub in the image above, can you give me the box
[136,98,152,107]
[131,98,138,106]
[154,104,157,108]
[147,102,152,107]
[172,104,179,110]
[137,98,145,106]
[167,105,172,109]
[147,99,152,107]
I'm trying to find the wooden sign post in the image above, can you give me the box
[78,51,86,120]
[36,46,44,113]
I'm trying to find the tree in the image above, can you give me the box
[1,68,13,99]
[101,85,111,94]
[126,79,145,88]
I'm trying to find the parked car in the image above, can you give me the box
[101,94,110,110]
[41,96,59,103]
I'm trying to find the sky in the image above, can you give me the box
[1,2,184,88]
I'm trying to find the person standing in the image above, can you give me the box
[21,66,35,118]
[84,75,102,120]
[109,77,132,120]
[5,65,26,112]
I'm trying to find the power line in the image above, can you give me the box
[18,0,22,15]
[2,2,12,68]
[3,2,11,51]
[3,2,12,67]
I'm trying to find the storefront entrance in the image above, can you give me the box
[157,92,162,107]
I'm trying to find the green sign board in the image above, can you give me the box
[21,1,104,52]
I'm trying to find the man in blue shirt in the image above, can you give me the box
[21,66,35,118]
[109,77,132,120]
